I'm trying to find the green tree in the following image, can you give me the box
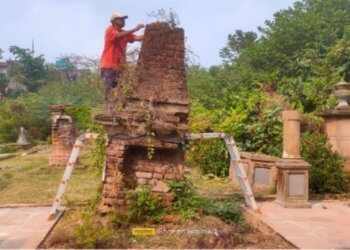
[220,30,257,62]
[187,0,350,182]
[0,48,9,98]
[0,73,9,98]
[9,46,47,92]
[220,0,350,112]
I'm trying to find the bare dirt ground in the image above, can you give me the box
[42,209,292,249]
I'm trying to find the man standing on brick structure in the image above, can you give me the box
[100,12,144,103]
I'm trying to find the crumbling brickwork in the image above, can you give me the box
[49,105,76,167]
[95,22,188,212]
[132,22,187,103]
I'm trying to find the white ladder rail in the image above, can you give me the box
[48,132,99,220]
[187,133,259,212]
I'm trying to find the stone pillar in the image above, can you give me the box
[275,110,311,208]
[49,105,76,167]
[282,111,301,158]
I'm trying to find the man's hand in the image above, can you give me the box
[135,35,143,42]
[133,24,145,32]
[115,24,145,40]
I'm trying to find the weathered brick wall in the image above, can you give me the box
[132,22,187,103]
[49,105,76,167]
[100,139,182,211]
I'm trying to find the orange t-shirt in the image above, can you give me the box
[100,25,136,70]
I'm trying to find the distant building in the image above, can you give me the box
[0,60,26,94]
[0,62,9,75]
[0,60,20,76]
[55,58,91,81]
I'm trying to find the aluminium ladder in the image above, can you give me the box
[48,132,258,220]
[48,132,99,220]
[186,133,259,212]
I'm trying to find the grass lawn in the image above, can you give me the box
[0,145,240,206]
[0,147,101,206]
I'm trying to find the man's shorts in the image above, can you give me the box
[101,68,118,102]
[100,68,117,86]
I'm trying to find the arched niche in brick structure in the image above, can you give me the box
[95,22,188,212]
[49,105,76,167]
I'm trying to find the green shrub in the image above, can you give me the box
[65,104,106,170]
[169,179,244,223]
[187,140,230,178]
[187,91,283,178]
[0,73,104,143]
[65,105,94,131]
[301,132,348,194]
[169,178,202,219]
[74,220,112,249]
[73,185,113,248]
[125,185,165,223]
[202,198,245,224]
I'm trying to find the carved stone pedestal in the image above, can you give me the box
[320,107,350,173]
[276,158,311,208]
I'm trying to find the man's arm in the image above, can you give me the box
[116,24,145,39]
[133,35,143,42]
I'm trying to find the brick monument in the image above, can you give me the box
[95,22,188,211]
[49,104,76,167]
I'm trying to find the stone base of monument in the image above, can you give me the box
[320,107,350,175]
[275,158,312,209]
[275,197,312,208]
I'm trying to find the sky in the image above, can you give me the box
[0,0,297,67]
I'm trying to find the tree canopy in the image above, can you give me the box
[8,46,47,92]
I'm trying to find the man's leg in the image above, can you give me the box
[101,68,117,103]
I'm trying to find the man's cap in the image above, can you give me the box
[110,12,128,21]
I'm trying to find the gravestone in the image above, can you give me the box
[16,127,29,145]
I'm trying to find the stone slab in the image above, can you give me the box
[0,206,64,249]
[251,201,350,249]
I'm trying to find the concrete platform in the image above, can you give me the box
[251,200,350,249]
[0,206,64,249]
